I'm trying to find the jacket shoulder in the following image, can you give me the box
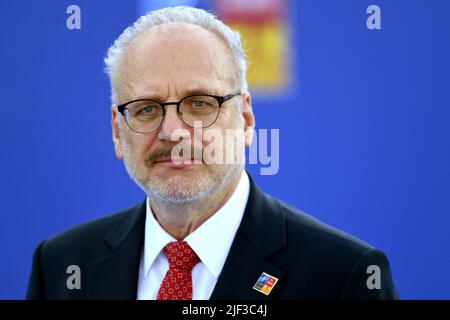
[271,194,374,255]
[40,203,141,258]
[27,202,145,300]
[264,195,398,299]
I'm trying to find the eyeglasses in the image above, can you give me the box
[117,93,241,134]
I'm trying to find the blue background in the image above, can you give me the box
[0,0,449,299]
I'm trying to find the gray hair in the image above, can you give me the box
[104,6,248,104]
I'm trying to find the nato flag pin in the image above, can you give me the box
[253,272,279,295]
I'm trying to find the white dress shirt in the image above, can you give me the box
[137,171,250,300]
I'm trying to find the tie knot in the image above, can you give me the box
[163,241,200,272]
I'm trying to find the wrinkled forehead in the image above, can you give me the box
[117,23,236,101]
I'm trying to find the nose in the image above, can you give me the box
[157,105,189,141]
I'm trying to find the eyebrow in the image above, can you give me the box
[134,87,223,102]
[181,88,221,96]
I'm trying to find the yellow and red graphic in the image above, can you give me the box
[215,0,289,93]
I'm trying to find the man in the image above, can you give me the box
[27,6,398,300]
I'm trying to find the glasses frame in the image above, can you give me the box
[117,92,241,134]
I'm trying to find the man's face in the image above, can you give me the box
[111,23,254,204]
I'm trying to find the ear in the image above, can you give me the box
[111,104,124,160]
[240,92,255,147]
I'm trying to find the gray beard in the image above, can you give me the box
[122,150,242,206]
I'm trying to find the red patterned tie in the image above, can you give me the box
[157,241,200,300]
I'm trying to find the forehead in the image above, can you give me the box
[119,23,235,100]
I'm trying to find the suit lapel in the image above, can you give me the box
[87,201,146,299]
[210,173,287,300]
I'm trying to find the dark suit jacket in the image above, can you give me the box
[26,175,399,300]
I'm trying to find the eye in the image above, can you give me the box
[192,101,206,108]
[133,104,161,118]
[140,106,156,113]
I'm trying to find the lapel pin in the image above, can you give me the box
[253,272,279,295]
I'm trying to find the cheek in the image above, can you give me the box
[200,110,242,146]
[124,133,159,158]
[222,107,243,129]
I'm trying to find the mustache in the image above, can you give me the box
[144,143,203,166]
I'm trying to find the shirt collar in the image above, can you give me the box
[143,170,250,279]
